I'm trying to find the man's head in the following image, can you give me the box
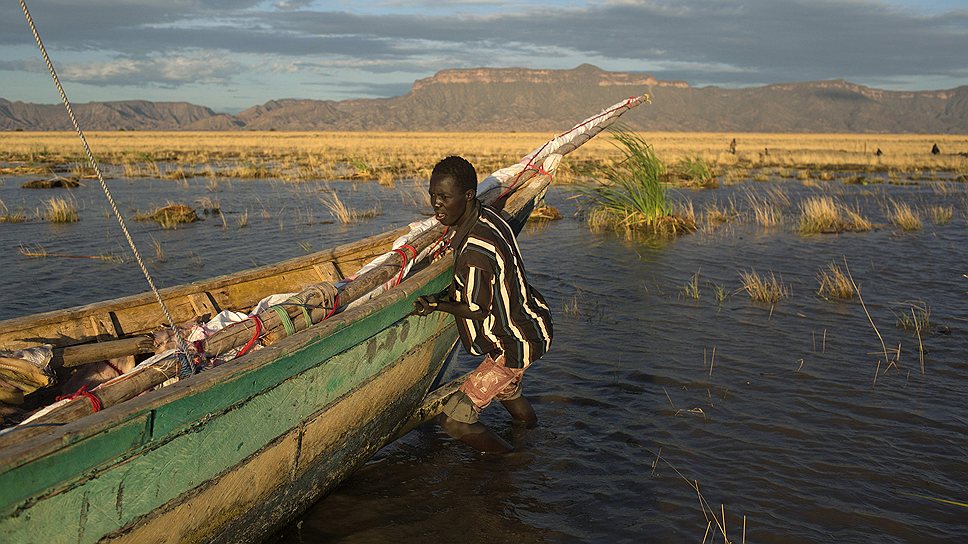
[429,156,477,226]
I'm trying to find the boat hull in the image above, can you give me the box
[0,263,457,544]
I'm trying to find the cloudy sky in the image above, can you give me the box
[1,0,966,112]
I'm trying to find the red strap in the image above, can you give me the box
[56,385,102,412]
[391,244,419,286]
[237,315,263,357]
[323,292,340,320]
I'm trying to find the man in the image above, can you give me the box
[413,156,553,453]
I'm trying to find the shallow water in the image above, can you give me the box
[2,173,966,543]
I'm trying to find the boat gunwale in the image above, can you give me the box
[0,223,411,334]
[0,254,454,472]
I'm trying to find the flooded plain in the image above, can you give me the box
[1,171,966,543]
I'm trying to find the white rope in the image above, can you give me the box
[19,0,190,356]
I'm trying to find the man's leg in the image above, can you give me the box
[439,414,513,454]
[500,396,537,428]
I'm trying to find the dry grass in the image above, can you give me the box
[895,301,931,332]
[888,200,922,231]
[798,196,872,234]
[0,200,28,223]
[745,187,788,227]
[1,132,964,183]
[42,197,79,223]
[926,205,953,225]
[134,203,198,229]
[320,192,382,224]
[739,269,789,304]
[817,262,855,300]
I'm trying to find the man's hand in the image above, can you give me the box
[412,295,439,316]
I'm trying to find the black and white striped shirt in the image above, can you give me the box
[450,205,553,369]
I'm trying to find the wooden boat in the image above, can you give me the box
[0,96,646,543]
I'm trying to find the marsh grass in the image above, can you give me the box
[895,301,930,332]
[321,192,382,224]
[682,270,701,301]
[135,203,198,229]
[702,198,740,228]
[926,205,953,225]
[42,197,80,223]
[530,204,562,221]
[149,236,167,263]
[582,129,696,236]
[0,200,28,223]
[889,200,922,231]
[675,156,715,187]
[739,269,789,304]
[18,243,122,263]
[816,262,855,300]
[745,187,787,227]
[237,210,249,229]
[798,196,872,234]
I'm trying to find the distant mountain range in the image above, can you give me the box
[2,64,966,133]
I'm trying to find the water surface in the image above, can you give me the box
[2,173,965,543]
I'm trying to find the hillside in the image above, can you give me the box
[2,65,965,133]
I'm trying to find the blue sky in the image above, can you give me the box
[1,0,966,112]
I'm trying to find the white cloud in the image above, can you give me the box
[59,54,241,87]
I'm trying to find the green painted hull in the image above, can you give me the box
[0,261,458,544]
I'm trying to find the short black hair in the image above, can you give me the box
[431,156,477,193]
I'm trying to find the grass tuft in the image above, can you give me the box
[581,129,696,236]
[817,262,855,300]
[739,269,789,304]
[321,192,382,224]
[889,200,922,231]
[42,197,79,223]
[926,205,953,225]
[798,196,871,234]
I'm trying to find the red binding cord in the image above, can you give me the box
[237,315,263,357]
[391,244,419,286]
[56,385,102,413]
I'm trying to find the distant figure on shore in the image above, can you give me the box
[764,147,769,156]
[931,143,941,155]
[875,148,882,156]
[729,138,736,155]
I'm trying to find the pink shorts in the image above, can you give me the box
[443,354,526,424]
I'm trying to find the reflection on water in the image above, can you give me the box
[2,175,966,543]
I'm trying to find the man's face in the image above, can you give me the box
[429,175,472,227]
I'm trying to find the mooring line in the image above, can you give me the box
[19,0,190,356]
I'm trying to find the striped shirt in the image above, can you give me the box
[449,205,553,369]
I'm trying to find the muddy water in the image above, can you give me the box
[2,173,966,543]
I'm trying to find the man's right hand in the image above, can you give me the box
[412,295,439,316]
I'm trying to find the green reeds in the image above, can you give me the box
[42,197,79,223]
[816,262,855,300]
[582,129,695,235]
[678,156,714,186]
[682,270,701,301]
